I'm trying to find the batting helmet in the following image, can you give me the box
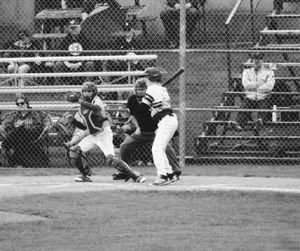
[144,67,162,82]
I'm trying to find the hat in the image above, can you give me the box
[144,67,162,82]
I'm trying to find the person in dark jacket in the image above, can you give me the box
[53,19,95,85]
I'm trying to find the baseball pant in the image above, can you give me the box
[78,126,114,156]
[152,114,178,176]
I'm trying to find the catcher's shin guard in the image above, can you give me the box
[69,146,91,177]
[106,154,139,181]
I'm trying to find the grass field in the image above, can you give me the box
[0,167,299,251]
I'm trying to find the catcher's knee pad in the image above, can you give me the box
[106,154,138,180]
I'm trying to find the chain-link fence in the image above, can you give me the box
[0,0,299,168]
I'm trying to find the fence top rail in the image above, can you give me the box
[0,84,134,93]
[0,54,157,63]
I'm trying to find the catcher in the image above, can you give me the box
[64,81,146,183]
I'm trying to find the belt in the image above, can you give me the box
[153,109,174,123]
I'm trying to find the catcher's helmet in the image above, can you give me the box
[82,82,97,102]
[144,67,162,82]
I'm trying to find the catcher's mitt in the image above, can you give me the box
[55,112,76,140]
[65,92,81,103]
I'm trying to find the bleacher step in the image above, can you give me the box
[32,33,68,39]
[260,29,300,36]
[266,13,300,19]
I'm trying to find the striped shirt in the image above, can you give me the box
[142,84,172,117]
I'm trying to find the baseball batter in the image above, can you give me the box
[140,67,179,186]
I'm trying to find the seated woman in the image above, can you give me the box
[0,96,51,167]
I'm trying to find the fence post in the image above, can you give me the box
[179,0,187,168]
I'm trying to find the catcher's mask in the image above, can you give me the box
[134,79,147,102]
[82,82,97,102]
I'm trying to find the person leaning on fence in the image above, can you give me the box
[160,0,204,49]
[112,78,181,181]
[0,96,51,167]
[53,19,95,85]
[233,53,275,132]
[4,30,44,86]
[63,81,146,183]
[138,67,179,186]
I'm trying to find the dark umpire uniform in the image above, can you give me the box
[118,79,181,180]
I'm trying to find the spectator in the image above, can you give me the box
[53,19,95,85]
[0,96,52,167]
[113,78,181,181]
[160,0,203,48]
[234,53,275,131]
[4,30,43,86]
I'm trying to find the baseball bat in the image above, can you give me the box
[162,68,184,87]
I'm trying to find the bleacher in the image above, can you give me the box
[194,0,300,163]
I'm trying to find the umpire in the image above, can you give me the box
[115,78,181,181]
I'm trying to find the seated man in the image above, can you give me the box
[4,30,44,86]
[0,96,51,167]
[235,53,275,131]
[160,0,204,48]
[53,19,95,85]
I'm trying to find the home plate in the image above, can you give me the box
[0,211,48,224]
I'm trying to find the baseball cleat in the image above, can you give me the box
[168,171,181,183]
[152,175,171,186]
[135,175,146,183]
[75,175,92,182]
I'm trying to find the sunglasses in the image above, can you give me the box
[16,102,25,106]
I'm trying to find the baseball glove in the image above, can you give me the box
[65,92,81,103]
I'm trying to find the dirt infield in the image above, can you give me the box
[0,175,299,201]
